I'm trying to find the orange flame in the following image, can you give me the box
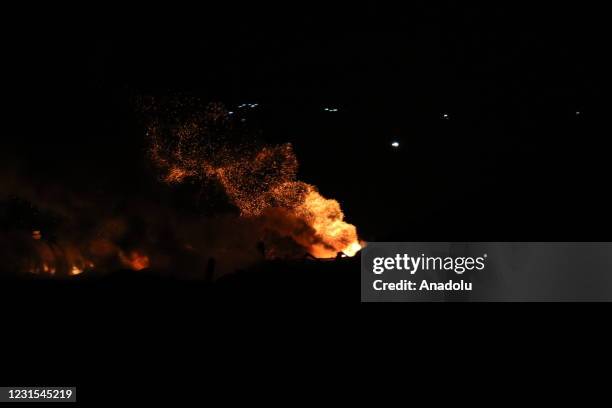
[290,186,361,258]
[119,250,150,271]
[69,265,83,276]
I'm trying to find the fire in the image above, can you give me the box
[23,232,97,276]
[69,265,83,276]
[119,250,150,271]
[290,186,361,258]
[144,101,363,260]
[8,100,363,283]
[29,260,91,277]
[343,241,363,257]
[42,263,55,275]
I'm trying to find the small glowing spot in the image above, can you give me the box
[70,266,83,276]
[442,113,449,120]
[391,142,400,148]
[342,241,362,257]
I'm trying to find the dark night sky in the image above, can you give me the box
[3,7,608,241]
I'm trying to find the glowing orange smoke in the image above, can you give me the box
[119,250,150,271]
[275,183,362,258]
[145,101,363,259]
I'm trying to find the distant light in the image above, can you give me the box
[575,111,581,116]
[324,107,339,112]
[391,142,400,148]
[442,113,450,120]
[228,111,234,115]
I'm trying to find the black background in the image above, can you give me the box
[1,5,609,403]
[3,10,607,241]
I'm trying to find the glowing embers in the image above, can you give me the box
[145,101,362,260]
[164,167,196,184]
